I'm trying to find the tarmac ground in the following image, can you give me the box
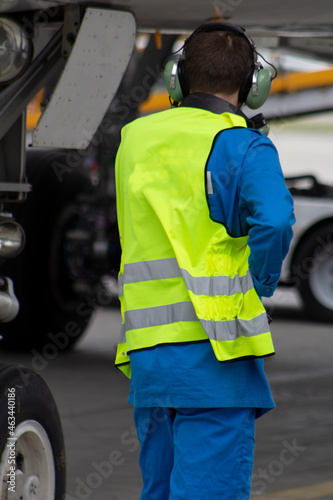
[1,288,333,500]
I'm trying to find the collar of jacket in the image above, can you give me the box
[180,93,254,128]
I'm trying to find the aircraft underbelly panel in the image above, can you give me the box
[1,0,333,31]
[0,1,59,12]
[32,8,136,149]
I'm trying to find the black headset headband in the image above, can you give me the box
[184,22,256,53]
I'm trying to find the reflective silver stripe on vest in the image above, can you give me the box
[200,312,269,341]
[182,269,253,297]
[118,258,182,296]
[124,301,268,340]
[125,302,198,331]
[118,258,253,297]
[119,323,126,343]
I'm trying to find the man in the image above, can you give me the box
[115,22,295,500]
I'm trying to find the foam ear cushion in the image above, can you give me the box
[238,67,254,104]
[177,58,190,98]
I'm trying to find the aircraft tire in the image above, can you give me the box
[0,149,94,351]
[293,221,333,322]
[0,364,66,499]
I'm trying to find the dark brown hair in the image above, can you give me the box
[183,30,254,95]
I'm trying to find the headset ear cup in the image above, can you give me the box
[245,68,272,110]
[164,59,184,103]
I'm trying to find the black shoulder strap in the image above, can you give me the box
[180,93,254,128]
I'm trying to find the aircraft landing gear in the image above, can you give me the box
[0,365,66,500]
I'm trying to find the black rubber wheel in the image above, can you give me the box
[293,222,333,322]
[0,149,94,351]
[0,364,66,499]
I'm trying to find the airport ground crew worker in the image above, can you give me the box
[115,22,295,500]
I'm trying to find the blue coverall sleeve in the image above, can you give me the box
[238,135,295,297]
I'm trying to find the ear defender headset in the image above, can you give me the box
[164,21,277,109]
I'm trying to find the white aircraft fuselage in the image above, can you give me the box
[1,0,333,32]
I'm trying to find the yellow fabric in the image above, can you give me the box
[115,106,274,377]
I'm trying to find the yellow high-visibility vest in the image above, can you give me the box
[115,106,274,378]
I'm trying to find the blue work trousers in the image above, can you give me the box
[134,407,256,500]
